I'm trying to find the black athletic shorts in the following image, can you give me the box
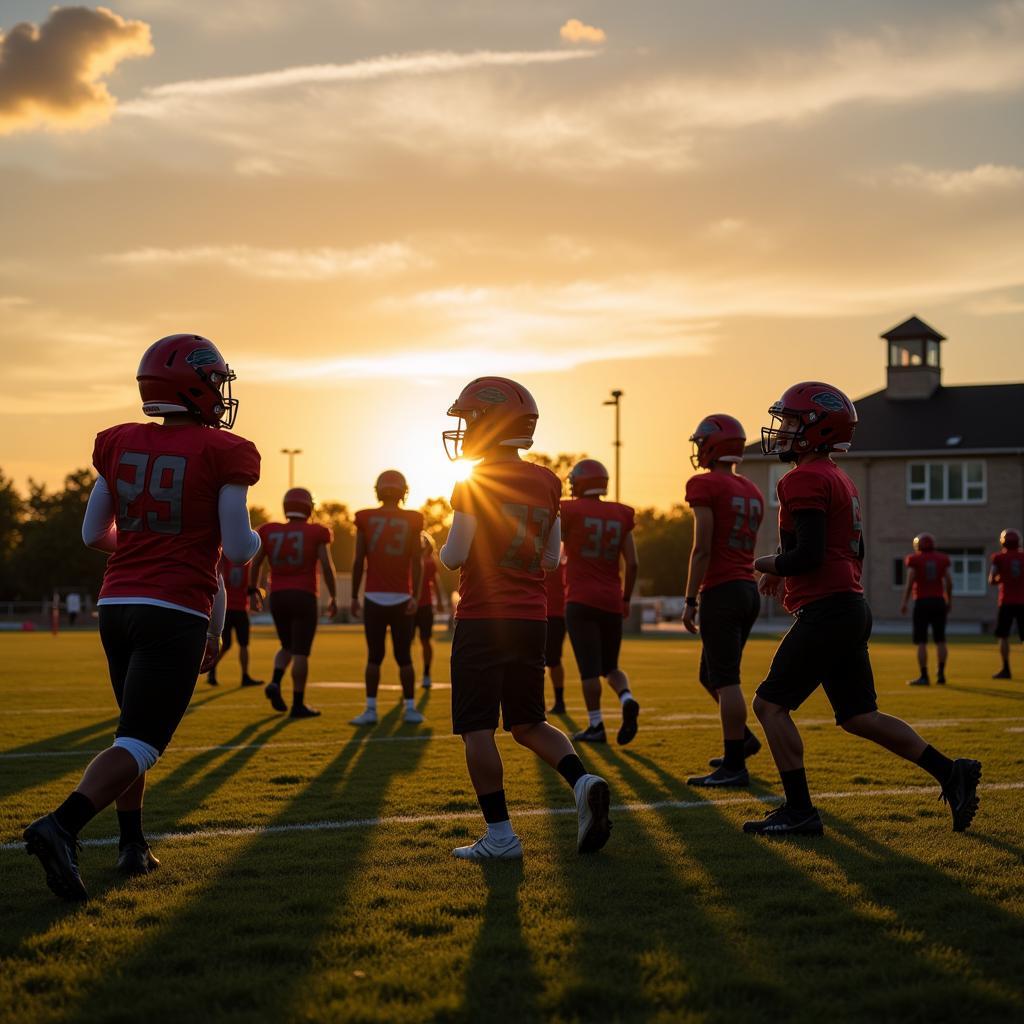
[415,604,435,641]
[565,601,622,679]
[995,603,1024,640]
[364,598,414,666]
[99,604,207,753]
[545,615,566,668]
[912,597,947,644]
[756,593,877,725]
[451,618,546,734]
[270,589,319,657]
[698,579,760,690]
[222,609,251,648]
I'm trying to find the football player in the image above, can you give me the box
[545,551,569,714]
[990,528,1024,679]
[900,533,952,686]
[561,459,640,746]
[748,382,981,836]
[349,471,425,725]
[416,532,447,690]
[440,377,611,860]
[24,334,261,900]
[206,554,264,688]
[251,488,337,719]
[682,414,764,786]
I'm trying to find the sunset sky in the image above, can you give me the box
[2,1,1022,512]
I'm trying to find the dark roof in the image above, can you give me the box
[881,315,945,343]
[746,383,1024,457]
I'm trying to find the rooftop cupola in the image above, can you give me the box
[882,315,944,400]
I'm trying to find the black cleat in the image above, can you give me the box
[617,698,640,746]
[206,673,218,687]
[936,674,946,685]
[575,775,612,854]
[941,758,982,832]
[548,702,567,715]
[116,842,160,876]
[264,682,287,712]
[907,675,930,687]
[240,675,264,687]
[710,733,762,768]
[573,722,607,744]
[743,803,824,837]
[289,704,321,719]
[993,668,1012,680]
[687,765,750,787]
[24,814,88,902]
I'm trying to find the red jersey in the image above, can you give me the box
[93,422,260,617]
[776,459,863,613]
[991,550,1024,605]
[561,497,635,614]
[258,520,332,596]
[419,554,438,606]
[220,556,250,612]
[451,461,561,621]
[354,507,424,594]
[684,471,764,592]
[905,551,950,601]
[546,558,567,618]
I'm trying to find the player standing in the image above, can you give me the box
[349,471,425,725]
[24,334,261,900]
[748,381,981,836]
[561,459,640,746]
[682,414,764,786]
[252,488,337,719]
[416,532,447,690]
[440,377,611,860]
[206,555,264,688]
[990,528,1024,680]
[545,553,569,714]
[900,533,952,686]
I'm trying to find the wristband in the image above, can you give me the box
[247,586,261,595]
[685,596,698,608]
[206,632,221,640]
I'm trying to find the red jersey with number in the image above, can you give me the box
[258,520,332,596]
[546,558,567,618]
[354,507,424,594]
[776,459,863,613]
[991,550,1024,604]
[451,461,561,621]
[905,551,950,601]
[220,556,251,612]
[93,422,260,617]
[684,471,764,592]
[419,554,438,605]
[561,497,635,614]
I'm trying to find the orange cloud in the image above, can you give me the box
[559,18,606,45]
[0,6,152,135]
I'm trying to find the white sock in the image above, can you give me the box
[404,698,415,711]
[487,819,514,840]
[588,710,603,728]
[366,697,377,712]
[618,690,633,706]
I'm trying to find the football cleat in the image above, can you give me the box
[907,676,930,687]
[349,709,378,727]
[687,766,750,788]
[710,733,762,768]
[264,682,287,713]
[941,758,982,832]
[936,674,947,685]
[403,707,425,724]
[452,833,523,860]
[240,675,264,687]
[206,673,218,687]
[24,814,88,902]
[993,668,1012,680]
[548,701,567,715]
[574,774,612,854]
[573,723,607,744]
[421,675,432,690]
[617,698,640,746]
[116,842,160,876]
[743,804,823,837]
[289,704,321,719]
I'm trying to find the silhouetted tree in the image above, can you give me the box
[632,504,693,596]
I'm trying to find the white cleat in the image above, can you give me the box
[574,773,612,854]
[349,709,378,727]
[403,707,425,724]
[421,675,432,689]
[452,833,523,860]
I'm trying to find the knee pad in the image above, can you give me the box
[113,736,160,773]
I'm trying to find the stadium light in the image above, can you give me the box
[281,448,302,488]
[602,390,623,502]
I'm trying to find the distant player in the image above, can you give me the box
[900,533,952,686]
[440,376,611,860]
[252,488,337,719]
[748,381,981,836]
[24,333,261,900]
[350,471,425,725]
[682,414,764,787]
[416,532,447,690]
[545,552,569,714]
[990,528,1024,680]
[561,459,640,746]
[206,555,264,688]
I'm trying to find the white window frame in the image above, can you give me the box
[906,460,986,505]
[947,548,987,596]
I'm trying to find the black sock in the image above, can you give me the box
[556,754,587,789]
[780,768,812,810]
[917,744,955,785]
[743,726,756,743]
[553,687,564,701]
[937,661,946,676]
[477,789,509,824]
[271,667,285,687]
[723,738,746,772]
[53,791,98,838]
[117,809,145,849]
[1002,658,1010,672]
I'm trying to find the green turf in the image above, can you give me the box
[1,629,1023,1024]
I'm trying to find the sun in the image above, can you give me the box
[452,461,475,483]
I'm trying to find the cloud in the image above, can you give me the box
[888,163,1024,196]
[0,5,153,135]
[560,19,606,45]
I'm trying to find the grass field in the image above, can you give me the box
[1,627,1023,1024]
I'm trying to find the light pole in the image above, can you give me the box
[281,448,302,488]
[603,389,623,502]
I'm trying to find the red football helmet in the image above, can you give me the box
[569,459,609,497]
[137,334,238,429]
[689,414,746,469]
[761,381,857,461]
[914,533,935,553]
[443,377,538,460]
[283,487,314,519]
[375,470,408,501]
[1001,528,1021,550]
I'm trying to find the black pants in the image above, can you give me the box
[565,601,622,678]
[698,580,760,690]
[364,598,414,666]
[912,598,947,644]
[270,590,319,656]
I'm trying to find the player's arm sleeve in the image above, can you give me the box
[218,485,261,564]
[82,476,117,552]
[540,516,561,572]
[209,573,227,637]
[440,511,477,570]
[772,509,826,576]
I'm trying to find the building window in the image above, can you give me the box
[907,461,986,504]
[767,463,793,508]
[948,549,987,596]
[892,558,906,588]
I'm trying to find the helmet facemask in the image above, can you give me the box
[203,366,238,429]
[761,410,804,462]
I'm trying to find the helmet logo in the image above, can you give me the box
[474,386,507,404]
[811,391,845,412]
[695,419,716,436]
[185,348,220,368]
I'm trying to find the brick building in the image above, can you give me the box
[742,316,1024,628]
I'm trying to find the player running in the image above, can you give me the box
[252,488,337,719]
[990,528,1024,680]
[416,532,447,690]
[682,414,764,786]
[545,552,569,714]
[561,459,640,746]
[24,334,261,900]
[748,381,981,836]
[350,471,425,726]
[206,555,264,688]
[441,376,611,860]
[900,533,952,686]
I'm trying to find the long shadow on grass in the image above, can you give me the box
[942,684,1024,703]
